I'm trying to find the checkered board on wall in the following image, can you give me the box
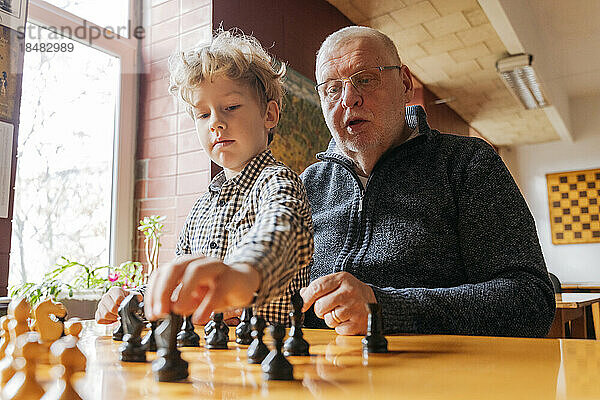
[547,168,600,245]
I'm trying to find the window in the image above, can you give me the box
[8,0,138,287]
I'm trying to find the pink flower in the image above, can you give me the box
[108,272,120,282]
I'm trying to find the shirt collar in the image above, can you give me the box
[208,149,276,194]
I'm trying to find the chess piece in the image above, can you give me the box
[118,294,146,362]
[112,320,124,341]
[64,318,83,338]
[235,307,253,345]
[247,316,269,364]
[261,324,294,381]
[361,303,388,353]
[0,316,10,359]
[2,332,45,400]
[142,321,158,352]
[204,313,228,349]
[1,298,31,385]
[42,335,87,400]
[152,314,189,382]
[177,315,200,347]
[283,292,310,356]
[32,298,67,343]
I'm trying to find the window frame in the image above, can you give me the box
[23,0,139,266]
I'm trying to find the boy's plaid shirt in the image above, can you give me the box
[175,149,313,326]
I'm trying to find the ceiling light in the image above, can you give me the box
[496,54,548,109]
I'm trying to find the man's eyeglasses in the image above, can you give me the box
[315,65,401,102]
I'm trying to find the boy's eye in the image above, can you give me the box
[225,105,240,111]
[195,112,210,119]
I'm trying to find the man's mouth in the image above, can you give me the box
[346,119,368,127]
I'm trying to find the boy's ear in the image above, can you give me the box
[263,100,280,130]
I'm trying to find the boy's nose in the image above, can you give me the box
[210,114,227,131]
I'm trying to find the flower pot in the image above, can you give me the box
[57,289,104,319]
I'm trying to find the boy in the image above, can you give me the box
[95,30,313,326]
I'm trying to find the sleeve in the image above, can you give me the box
[226,168,314,306]
[175,202,197,257]
[370,141,556,337]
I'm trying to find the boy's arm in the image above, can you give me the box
[225,168,314,306]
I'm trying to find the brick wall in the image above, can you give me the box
[135,0,212,267]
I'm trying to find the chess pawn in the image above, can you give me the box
[235,307,253,345]
[32,298,67,343]
[283,292,309,356]
[2,332,45,400]
[177,315,200,347]
[118,294,146,362]
[152,314,189,382]
[204,313,228,349]
[1,298,31,385]
[261,324,294,381]
[64,318,83,338]
[247,316,269,364]
[142,321,158,352]
[361,303,388,354]
[42,335,87,400]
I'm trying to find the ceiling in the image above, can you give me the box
[325,0,600,146]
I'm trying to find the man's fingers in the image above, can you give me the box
[300,274,343,312]
[335,320,364,336]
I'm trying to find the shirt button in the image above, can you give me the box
[209,241,218,249]
[218,199,226,206]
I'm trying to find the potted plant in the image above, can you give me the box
[10,215,164,319]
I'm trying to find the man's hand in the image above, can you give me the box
[95,287,142,324]
[144,255,260,324]
[300,272,376,335]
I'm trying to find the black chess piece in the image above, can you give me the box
[152,313,189,382]
[247,315,269,364]
[262,324,294,381]
[283,292,309,356]
[361,303,388,353]
[235,307,253,345]
[141,320,158,352]
[204,313,229,349]
[177,315,200,347]
[118,294,147,362]
[112,319,124,341]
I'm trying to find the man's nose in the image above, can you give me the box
[341,80,363,108]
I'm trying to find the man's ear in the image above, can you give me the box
[264,100,280,130]
[400,65,414,104]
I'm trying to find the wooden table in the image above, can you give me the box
[549,293,600,339]
[59,322,600,399]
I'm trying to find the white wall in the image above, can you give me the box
[500,94,600,284]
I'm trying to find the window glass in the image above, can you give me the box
[9,25,119,286]
[43,0,130,36]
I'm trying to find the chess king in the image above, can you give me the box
[95,28,314,328]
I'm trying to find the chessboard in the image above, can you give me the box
[546,168,600,245]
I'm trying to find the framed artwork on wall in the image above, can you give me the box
[270,65,330,174]
[546,168,600,245]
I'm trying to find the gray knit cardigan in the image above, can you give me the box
[300,105,555,337]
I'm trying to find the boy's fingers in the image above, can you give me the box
[148,260,192,319]
[191,271,228,324]
[172,259,226,315]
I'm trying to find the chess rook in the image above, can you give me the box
[152,314,189,382]
[235,307,253,345]
[262,324,294,381]
[362,303,388,354]
[283,292,310,356]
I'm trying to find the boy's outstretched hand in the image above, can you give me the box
[144,255,260,324]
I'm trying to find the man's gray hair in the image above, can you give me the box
[316,26,402,76]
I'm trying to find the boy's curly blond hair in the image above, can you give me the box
[169,29,286,143]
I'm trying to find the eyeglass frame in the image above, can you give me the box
[314,65,402,101]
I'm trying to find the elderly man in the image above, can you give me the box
[299,26,555,337]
